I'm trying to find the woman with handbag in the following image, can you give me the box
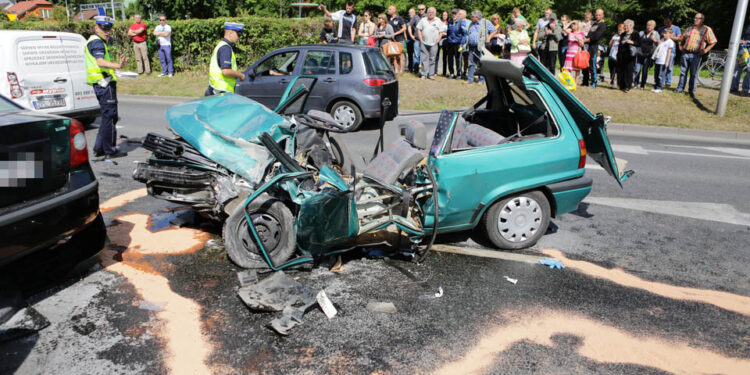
[358,11,376,46]
[509,18,531,64]
[616,19,640,92]
[563,20,585,83]
[375,14,398,71]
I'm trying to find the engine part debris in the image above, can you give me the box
[237,271,315,312]
[504,276,518,284]
[366,301,397,314]
[0,306,50,343]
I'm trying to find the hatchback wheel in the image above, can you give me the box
[223,195,295,269]
[483,191,550,250]
[330,100,363,132]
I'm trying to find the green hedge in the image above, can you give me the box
[0,17,322,72]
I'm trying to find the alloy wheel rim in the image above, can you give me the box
[333,105,356,128]
[497,197,542,243]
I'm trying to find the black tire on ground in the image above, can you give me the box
[330,100,363,132]
[483,190,551,250]
[223,195,296,269]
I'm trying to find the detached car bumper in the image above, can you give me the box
[0,180,100,267]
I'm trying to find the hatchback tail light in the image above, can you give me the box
[7,72,23,99]
[578,139,587,169]
[69,119,89,167]
[363,78,386,87]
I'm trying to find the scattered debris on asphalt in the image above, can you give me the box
[316,291,337,319]
[330,255,345,273]
[418,287,444,300]
[539,258,566,269]
[237,270,258,287]
[138,300,166,311]
[0,307,50,343]
[366,301,397,314]
[504,276,518,284]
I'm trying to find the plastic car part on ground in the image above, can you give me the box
[237,271,320,336]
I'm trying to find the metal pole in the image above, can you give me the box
[65,0,69,22]
[716,0,749,116]
[121,3,125,20]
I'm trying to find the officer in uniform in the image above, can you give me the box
[206,22,246,95]
[85,16,129,158]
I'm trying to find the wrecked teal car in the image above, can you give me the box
[134,56,631,270]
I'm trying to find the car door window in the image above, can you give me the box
[257,51,299,76]
[302,51,336,75]
[340,52,353,74]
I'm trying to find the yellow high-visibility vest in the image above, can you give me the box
[209,40,237,92]
[84,35,116,85]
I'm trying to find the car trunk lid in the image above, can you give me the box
[0,112,70,209]
[522,56,633,186]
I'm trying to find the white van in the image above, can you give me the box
[0,30,100,124]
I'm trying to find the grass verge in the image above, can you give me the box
[117,70,750,133]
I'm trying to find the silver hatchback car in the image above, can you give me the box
[236,44,397,131]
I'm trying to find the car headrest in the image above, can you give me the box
[398,120,427,150]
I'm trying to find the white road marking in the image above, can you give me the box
[584,197,750,227]
[664,145,750,158]
[649,149,750,160]
[612,144,649,155]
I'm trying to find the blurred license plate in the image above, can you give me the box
[35,98,66,109]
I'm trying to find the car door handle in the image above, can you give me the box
[324,78,337,83]
[279,79,289,84]
[53,77,68,83]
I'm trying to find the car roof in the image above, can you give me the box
[0,30,86,43]
[275,44,380,52]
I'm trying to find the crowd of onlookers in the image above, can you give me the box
[317,2,750,96]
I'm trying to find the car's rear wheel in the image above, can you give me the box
[330,100,363,132]
[483,191,550,250]
[223,195,295,269]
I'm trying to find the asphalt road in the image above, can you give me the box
[2,96,750,374]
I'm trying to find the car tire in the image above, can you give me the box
[78,116,97,128]
[330,100,363,132]
[483,190,550,250]
[223,195,295,269]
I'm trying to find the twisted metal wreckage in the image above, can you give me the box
[134,76,440,270]
[133,56,631,272]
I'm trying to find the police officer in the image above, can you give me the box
[206,22,246,95]
[85,16,129,158]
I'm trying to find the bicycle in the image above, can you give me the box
[697,50,726,88]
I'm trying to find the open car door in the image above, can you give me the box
[523,56,633,187]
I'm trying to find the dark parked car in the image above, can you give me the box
[236,44,397,131]
[0,94,105,274]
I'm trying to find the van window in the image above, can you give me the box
[340,52,353,74]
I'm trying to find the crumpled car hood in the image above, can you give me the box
[165,93,293,183]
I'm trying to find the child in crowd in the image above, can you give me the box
[321,19,338,44]
[652,28,675,93]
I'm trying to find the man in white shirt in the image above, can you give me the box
[417,7,446,79]
[319,2,356,43]
[153,15,173,77]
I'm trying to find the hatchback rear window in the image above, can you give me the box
[362,50,393,76]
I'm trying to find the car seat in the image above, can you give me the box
[363,121,427,185]
[455,124,506,149]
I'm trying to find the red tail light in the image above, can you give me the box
[578,139,587,169]
[7,72,23,99]
[363,78,386,86]
[69,119,89,167]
